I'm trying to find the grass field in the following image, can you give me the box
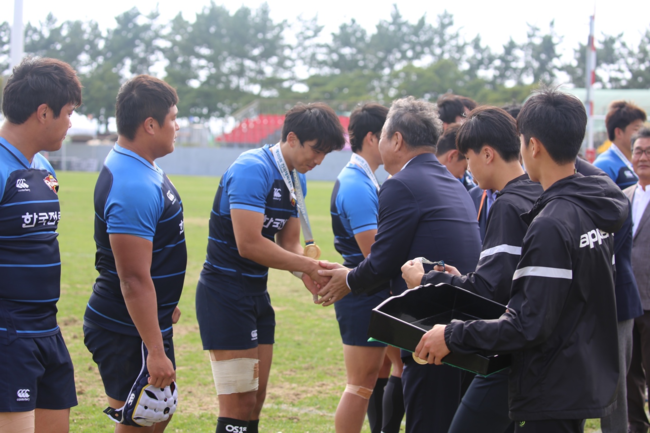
[55,171,601,432]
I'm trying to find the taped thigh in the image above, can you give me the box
[344,384,373,400]
[210,358,259,395]
[0,410,35,433]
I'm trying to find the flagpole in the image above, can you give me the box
[585,12,597,162]
[10,0,24,71]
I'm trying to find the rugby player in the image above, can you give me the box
[416,88,628,433]
[83,76,185,433]
[0,57,81,433]
[196,103,345,433]
[329,103,403,433]
[402,106,543,433]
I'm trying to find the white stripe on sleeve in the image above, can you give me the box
[479,244,522,260]
[513,266,573,281]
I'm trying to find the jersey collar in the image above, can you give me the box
[0,137,32,169]
[113,143,163,174]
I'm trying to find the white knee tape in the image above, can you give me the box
[211,358,259,395]
[0,410,35,433]
[344,384,373,400]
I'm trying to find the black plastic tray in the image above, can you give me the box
[368,283,511,376]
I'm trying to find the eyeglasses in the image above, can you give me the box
[633,148,650,158]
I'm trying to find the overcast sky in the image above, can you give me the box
[10,0,650,59]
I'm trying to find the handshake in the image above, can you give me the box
[298,260,350,307]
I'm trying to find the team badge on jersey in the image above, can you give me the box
[43,174,59,194]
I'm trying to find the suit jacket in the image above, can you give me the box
[348,152,482,296]
[625,184,650,310]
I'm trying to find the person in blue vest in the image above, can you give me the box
[83,75,186,432]
[0,58,81,432]
[594,100,646,189]
[196,103,345,433]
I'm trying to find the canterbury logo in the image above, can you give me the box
[127,393,135,405]
[16,389,30,400]
[16,179,29,189]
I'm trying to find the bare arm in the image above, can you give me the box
[110,234,175,388]
[232,209,326,290]
[354,229,377,258]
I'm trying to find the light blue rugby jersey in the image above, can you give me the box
[330,162,379,268]
[0,138,62,338]
[594,146,638,189]
[199,145,306,294]
[85,144,187,337]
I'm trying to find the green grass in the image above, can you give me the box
[55,172,601,432]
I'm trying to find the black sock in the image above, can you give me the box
[368,377,388,433]
[248,419,259,433]
[216,417,249,433]
[382,376,405,433]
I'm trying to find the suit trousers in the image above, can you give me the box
[402,356,462,433]
[627,312,650,433]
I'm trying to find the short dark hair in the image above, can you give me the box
[458,96,478,112]
[436,123,462,157]
[348,103,388,153]
[385,96,442,148]
[501,103,522,120]
[2,57,82,125]
[437,94,466,124]
[632,127,650,148]
[281,103,346,153]
[518,87,587,164]
[457,107,520,162]
[605,101,647,141]
[116,75,179,140]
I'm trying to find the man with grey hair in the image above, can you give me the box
[318,97,482,432]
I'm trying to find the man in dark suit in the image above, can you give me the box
[317,96,482,433]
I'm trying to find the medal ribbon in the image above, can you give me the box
[350,153,380,191]
[270,144,316,244]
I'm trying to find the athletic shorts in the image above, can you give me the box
[83,323,176,402]
[196,280,275,350]
[334,288,390,347]
[0,332,77,412]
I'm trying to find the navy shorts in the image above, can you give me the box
[83,323,176,402]
[0,332,77,412]
[196,280,275,350]
[334,288,390,347]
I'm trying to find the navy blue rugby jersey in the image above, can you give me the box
[594,146,638,189]
[85,144,187,337]
[330,162,379,268]
[0,138,62,338]
[199,145,306,294]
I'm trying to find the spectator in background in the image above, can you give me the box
[501,103,522,120]
[435,124,474,191]
[594,101,647,189]
[624,128,650,433]
[459,96,478,113]
[437,95,468,131]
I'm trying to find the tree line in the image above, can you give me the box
[1,2,648,126]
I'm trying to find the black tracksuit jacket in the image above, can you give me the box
[421,174,543,305]
[444,173,629,420]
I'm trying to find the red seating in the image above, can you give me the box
[216,114,351,147]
